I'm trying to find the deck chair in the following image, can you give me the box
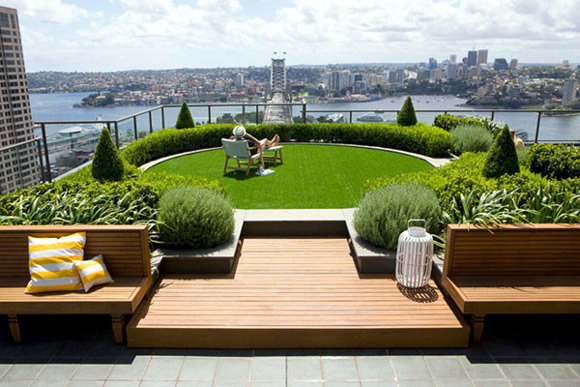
[222,138,262,175]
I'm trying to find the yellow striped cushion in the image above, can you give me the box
[25,232,86,294]
[74,255,114,292]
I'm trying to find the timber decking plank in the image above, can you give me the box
[126,238,469,348]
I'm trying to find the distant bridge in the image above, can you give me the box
[263,58,294,124]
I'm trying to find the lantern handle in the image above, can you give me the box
[408,219,426,230]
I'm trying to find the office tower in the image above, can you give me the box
[449,55,457,64]
[326,71,341,91]
[562,79,578,105]
[429,57,437,69]
[447,63,458,79]
[235,73,244,88]
[339,70,352,90]
[510,59,518,71]
[467,51,478,67]
[0,7,40,194]
[493,58,509,71]
[353,73,363,82]
[477,49,488,65]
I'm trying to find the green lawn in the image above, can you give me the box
[146,144,433,209]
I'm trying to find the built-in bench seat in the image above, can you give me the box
[441,224,580,342]
[0,225,153,343]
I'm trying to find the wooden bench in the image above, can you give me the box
[0,225,153,344]
[441,224,580,342]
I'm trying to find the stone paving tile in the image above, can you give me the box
[72,363,113,380]
[250,381,286,387]
[287,357,322,381]
[535,364,579,380]
[0,366,10,379]
[140,381,177,387]
[214,358,252,382]
[287,383,324,387]
[103,381,140,387]
[321,358,359,381]
[509,381,549,387]
[68,381,105,387]
[355,357,395,381]
[213,382,249,387]
[2,364,45,380]
[434,380,473,387]
[250,357,286,381]
[30,380,68,387]
[107,356,150,381]
[36,364,78,380]
[176,381,212,387]
[324,382,362,387]
[179,358,217,381]
[472,381,510,387]
[397,381,436,387]
[360,382,398,387]
[458,356,504,380]
[0,381,34,387]
[142,356,184,381]
[424,357,469,380]
[498,363,542,380]
[547,381,580,387]
[390,356,432,380]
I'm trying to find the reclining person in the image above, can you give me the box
[232,125,279,176]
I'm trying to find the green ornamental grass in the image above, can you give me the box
[157,187,235,248]
[451,124,493,154]
[354,183,441,250]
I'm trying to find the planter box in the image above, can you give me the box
[152,210,245,274]
[342,209,396,273]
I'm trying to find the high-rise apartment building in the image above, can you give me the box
[493,58,509,71]
[467,51,478,67]
[562,79,578,105]
[510,59,518,71]
[477,49,488,65]
[235,73,244,88]
[429,58,437,69]
[0,7,40,194]
[449,55,457,64]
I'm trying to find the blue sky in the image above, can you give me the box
[6,0,580,72]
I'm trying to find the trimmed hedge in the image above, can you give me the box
[483,126,520,178]
[122,123,453,166]
[397,96,417,126]
[92,128,124,181]
[175,102,195,129]
[528,143,580,180]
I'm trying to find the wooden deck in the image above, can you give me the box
[126,238,469,348]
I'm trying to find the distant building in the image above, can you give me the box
[493,58,509,71]
[325,71,341,91]
[446,63,458,79]
[0,6,40,194]
[429,57,438,69]
[562,60,570,67]
[388,69,404,86]
[477,49,488,65]
[235,73,244,88]
[462,57,468,65]
[467,50,478,67]
[449,54,457,64]
[510,59,518,71]
[430,68,443,81]
[339,70,352,90]
[562,79,578,105]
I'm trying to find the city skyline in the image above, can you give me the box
[6,0,580,72]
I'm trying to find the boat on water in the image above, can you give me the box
[357,113,384,123]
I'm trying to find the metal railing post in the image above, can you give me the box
[148,111,153,134]
[36,138,44,182]
[349,111,353,123]
[133,116,138,140]
[491,111,495,121]
[256,105,259,124]
[40,124,51,182]
[242,104,246,124]
[207,105,211,124]
[534,112,542,144]
[302,103,306,123]
[161,106,166,128]
[114,122,119,148]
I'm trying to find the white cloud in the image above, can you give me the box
[4,0,88,24]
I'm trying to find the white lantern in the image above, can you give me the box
[395,219,434,288]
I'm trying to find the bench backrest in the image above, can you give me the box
[222,138,251,159]
[443,224,580,278]
[0,225,151,278]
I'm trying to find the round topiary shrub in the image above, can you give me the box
[397,96,417,126]
[92,127,125,181]
[157,187,234,248]
[354,183,442,250]
[175,101,195,129]
[483,125,520,178]
[451,124,493,154]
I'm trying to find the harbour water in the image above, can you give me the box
[30,92,580,142]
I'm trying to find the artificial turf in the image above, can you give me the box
[146,144,433,209]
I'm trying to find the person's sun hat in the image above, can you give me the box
[233,125,246,138]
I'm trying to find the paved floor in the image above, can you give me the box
[0,314,579,387]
